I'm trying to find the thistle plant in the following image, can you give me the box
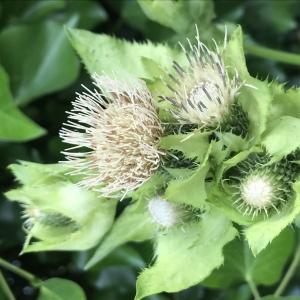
[5,12,300,300]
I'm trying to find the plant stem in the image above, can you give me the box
[246,277,261,300]
[274,241,300,297]
[244,43,300,67]
[0,271,15,300]
[0,257,40,287]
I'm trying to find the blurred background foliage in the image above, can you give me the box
[1,0,300,299]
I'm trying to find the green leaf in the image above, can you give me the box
[85,199,155,270]
[164,142,211,208]
[165,162,210,208]
[38,278,86,300]
[135,210,237,300]
[204,227,294,288]
[224,27,272,143]
[262,116,300,161]
[159,131,210,162]
[120,0,172,41]
[0,65,45,141]
[137,0,214,34]
[245,180,300,255]
[6,162,116,252]
[207,183,252,226]
[66,27,181,81]
[269,83,300,120]
[0,19,80,105]
[63,1,107,29]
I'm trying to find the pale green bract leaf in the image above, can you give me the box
[165,163,210,208]
[0,65,45,141]
[269,82,300,120]
[38,278,86,300]
[137,0,214,34]
[262,116,300,161]
[159,131,210,162]
[66,27,181,81]
[207,183,252,226]
[224,27,272,143]
[85,173,165,269]
[5,161,116,252]
[204,228,294,288]
[164,143,211,208]
[0,19,80,105]
[85,199,155,270]
[135,210,237,300]
[245,181,300,255]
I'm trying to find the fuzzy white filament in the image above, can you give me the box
[148,197,180,228]
[60,74,163,197]
[162,27,243,127]
[234,173,282,218]
[240,175,273,209]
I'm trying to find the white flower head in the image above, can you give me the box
[60,74,163,197]
[234,172,286,218]
[148,196,181,228]
[163,27,243,128]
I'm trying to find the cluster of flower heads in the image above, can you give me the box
[60,30,298,226]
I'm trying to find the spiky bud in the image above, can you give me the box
[161,28,247,133]
[60,74,163,197]
[230,154,299,218]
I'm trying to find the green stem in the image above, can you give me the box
[244,43,300,67]
[246,277,261,300]
[0,271,15,300]
[274,241,300,297]
[0,257,40,287]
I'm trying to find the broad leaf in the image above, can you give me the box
[204,228,294,287]
[66,27,181,81]
[135,210,237,299]
[269,83,300,120]
[0,19,80,105]
[245,180,300,255]
[38,278,86,300]
[0,65,45,141]
[262,116,300,161]
[159,131,210,162]
[85,174,165,269]
[165,162,210,208]
[224,27,272,143]
[85,199,155,270]
[137,0,214,34]
[6,161,116,252]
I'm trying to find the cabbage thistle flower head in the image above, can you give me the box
[231,154,299,218]
[163,27,243,128]
[238,174,277,217]
[60,74,163,197]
